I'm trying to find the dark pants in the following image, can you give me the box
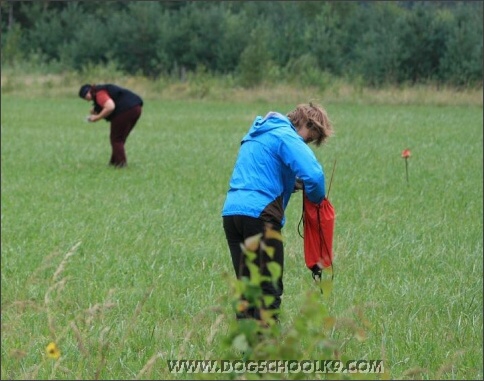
[109,105,142,167]
[223,215,284,321]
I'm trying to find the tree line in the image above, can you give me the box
[1,1,482,88]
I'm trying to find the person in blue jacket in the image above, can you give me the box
[222,102,334,324]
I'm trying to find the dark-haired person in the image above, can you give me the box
[78,83,143,168]
[222,103,334,324]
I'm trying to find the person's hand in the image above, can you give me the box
[293,178,304,192]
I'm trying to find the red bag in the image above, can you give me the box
[302,192,335,275]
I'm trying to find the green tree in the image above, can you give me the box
[214,8,251,74]
[351,2,403,86]
[439,2,483,86]
[107,2,168,77]
[1,23,23,65]
[395,2,450,84]
[22,2,81,63]
[0,1,481,87]
[237,24,272,88]
[61,15,110,71]
[305,3,345,75]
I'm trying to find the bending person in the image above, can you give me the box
[79,83,143,168]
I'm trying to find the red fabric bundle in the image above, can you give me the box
[303,192,335,272]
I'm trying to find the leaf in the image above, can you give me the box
[265,228,283,242]
[320,279,333,299]
[246,262,261,285]
[232,333,249,352]
[236,300,250,313]
[243,233,263,252]
[244,283,263,304]
[233,278,246,296]
[267,261,281,283]
[243,248,257,262]
[261,242,275,259]
[262,295,275,309]
[322,267,333,278]
[354,328,367,342]
[323,316,336,330]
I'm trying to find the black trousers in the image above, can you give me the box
[109,105,142,167]
[223,215,284,321]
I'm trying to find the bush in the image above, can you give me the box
[210,231,384,380]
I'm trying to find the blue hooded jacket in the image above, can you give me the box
[222,112,326,227]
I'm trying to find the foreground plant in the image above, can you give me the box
[203,231,387,380]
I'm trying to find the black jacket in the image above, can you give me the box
[92,84,143,121]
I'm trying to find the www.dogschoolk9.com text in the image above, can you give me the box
[167,359,384,374]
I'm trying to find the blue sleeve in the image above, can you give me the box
[279,134,326,204]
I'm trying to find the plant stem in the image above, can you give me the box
[405,158,409,184]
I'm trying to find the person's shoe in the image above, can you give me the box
[109,162,127,168]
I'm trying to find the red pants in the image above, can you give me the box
[109,105,142,167]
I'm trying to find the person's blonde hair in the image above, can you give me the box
[287,102,334,147]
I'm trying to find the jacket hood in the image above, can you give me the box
[243,112,295,141]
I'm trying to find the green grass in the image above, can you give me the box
[1,91,482,380]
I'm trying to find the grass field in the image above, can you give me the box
[1,89,482,380]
